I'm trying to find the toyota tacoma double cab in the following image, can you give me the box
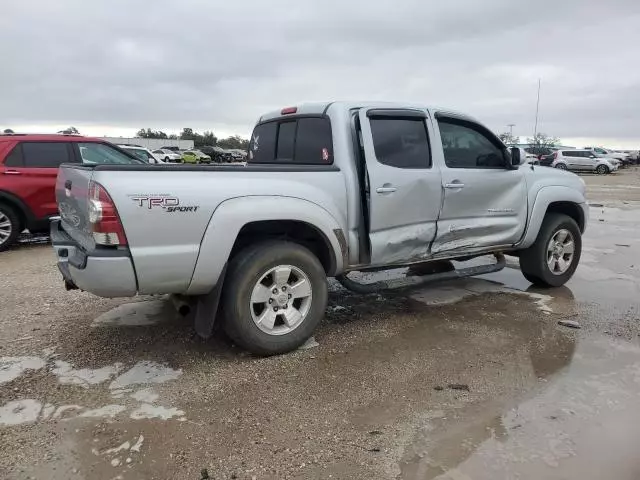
[51,102,588,355]
[0,134,141,251]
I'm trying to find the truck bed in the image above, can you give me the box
[55,162,348,295]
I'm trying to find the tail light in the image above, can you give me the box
[553,151,558,159]
[88,180,127,246]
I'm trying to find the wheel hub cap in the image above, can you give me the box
[0,211,12,245]
[250,265,313,336]
[546,229,575,275]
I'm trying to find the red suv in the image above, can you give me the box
[0,134,139,251]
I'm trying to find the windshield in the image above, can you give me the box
[79,143,144,164]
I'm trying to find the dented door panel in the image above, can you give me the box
[430,117,528,254]
[432,171,527,253]
[358,109,443,266]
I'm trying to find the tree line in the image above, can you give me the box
[136,127,249,150]
[498,131,560,151]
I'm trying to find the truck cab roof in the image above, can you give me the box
[257,101,478,124]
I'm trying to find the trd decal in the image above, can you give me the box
[130,195,199,213]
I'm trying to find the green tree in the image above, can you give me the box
[180,128,194,140]
[59,126,80,134]
[217,135,249,150]
[136,128,168,139]
[527,132,559,148]
[526,132,560,155]
[200,130,217,147]
[498,132,520,145]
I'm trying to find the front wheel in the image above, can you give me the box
[596,164,609,175]
[222,241,328,355]
[518,213,581,288]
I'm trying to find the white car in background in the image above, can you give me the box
[152,148,183,163]
[552,149,617,174]
[119,145,164,164]
[584,147,628,166]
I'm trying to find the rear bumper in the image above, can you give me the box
[51,220,137,298]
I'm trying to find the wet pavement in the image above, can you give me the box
[1,169,640,479]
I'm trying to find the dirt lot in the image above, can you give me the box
[1,168,640,479]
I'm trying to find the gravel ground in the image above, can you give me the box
[1,168,640,479]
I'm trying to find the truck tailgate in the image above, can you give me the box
[55,165,97,252]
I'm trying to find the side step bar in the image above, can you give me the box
[335,254,505,294]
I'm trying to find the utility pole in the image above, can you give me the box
[533,78,541,141]
[507,124,516,139]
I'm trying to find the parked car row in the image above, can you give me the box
[520,145,639,174]
[151,146,246,164]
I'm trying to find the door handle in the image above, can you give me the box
[376,185,397,194]
[2,170,21,175]
[444,182,465,189]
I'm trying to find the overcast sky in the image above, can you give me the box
[2,0,640,147]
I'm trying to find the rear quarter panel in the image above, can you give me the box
[93,169,347,294]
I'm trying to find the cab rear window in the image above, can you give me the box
[248,117,333,165]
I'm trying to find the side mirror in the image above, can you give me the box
[509,147,524,167]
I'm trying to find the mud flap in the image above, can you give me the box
[193,264,227,339]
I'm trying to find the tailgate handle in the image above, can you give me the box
[2,170,21,175]
[64,180,72,190]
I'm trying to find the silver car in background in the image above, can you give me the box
[552,149,617,174]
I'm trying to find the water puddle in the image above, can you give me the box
[0,356,184,426]
[399,335,640,479]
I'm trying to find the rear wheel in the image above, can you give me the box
[0,204,21,252]
[596,164,609,175]
[222,241,328,355]
[519,213,581,288]
[555,163,567,170]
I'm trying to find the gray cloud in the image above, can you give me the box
[2,0,640,142]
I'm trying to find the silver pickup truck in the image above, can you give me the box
[52,101,588,355]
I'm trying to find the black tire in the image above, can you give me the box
[555,163,567,170]
[596,164,609,175]
[222,241,328,355]
[521,271,543,285]
[519,213,581,288]
[164,156,170,162]
[0,203,21,252]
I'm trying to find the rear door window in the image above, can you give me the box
[370,118,431,169]
[20,142,72,168]
[249,117,333,165]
